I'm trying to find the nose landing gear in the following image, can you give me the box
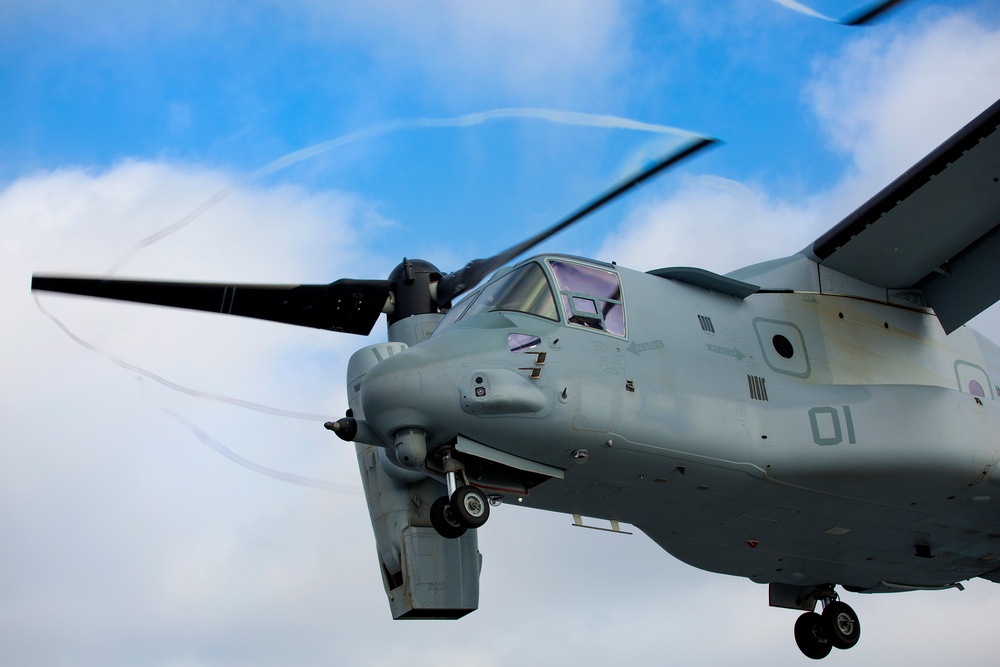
[822,600,861,650]
[430,495,468,539]
[430,485,491,538]
[429,450,491,539]
[794,611,832,660]
[793,588,861,660]
[452,484,490,527]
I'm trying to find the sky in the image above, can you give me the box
[3,1,1000,665]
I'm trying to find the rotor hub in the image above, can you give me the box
[387,258,442,325]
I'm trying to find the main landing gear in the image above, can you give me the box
[793,588,861,660]
[429,451,490,539]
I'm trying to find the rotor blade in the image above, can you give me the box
[436,136,717,305]
[842,0,908,26]
[31,275,391,335]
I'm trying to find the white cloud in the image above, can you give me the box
[809,8,1000,212]
[1,162,393,665]
[292,0,632,103]
[599,175,823,274]
[3,1,632,105]
[600,10,1000,278]
[0,0,230,46]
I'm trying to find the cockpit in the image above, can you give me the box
[433,257,625,337]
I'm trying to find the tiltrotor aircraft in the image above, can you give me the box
[32,95,1000,659]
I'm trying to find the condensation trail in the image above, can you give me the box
[35,295,360,491]
[34,294,328,421]
[772,0,830,21]
[106,108,703,274]
[159,407,363,495]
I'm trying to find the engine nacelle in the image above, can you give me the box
[356,443,481,618]
[347,341,481,619]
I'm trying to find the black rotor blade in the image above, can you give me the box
[31,275,391,336]
[842,0,907,26]
[436,136,717,306]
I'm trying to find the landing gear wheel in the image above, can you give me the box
[430,496,467,539]
[794,611,833,660]
[452,485,490,528]
[823,600,861,650]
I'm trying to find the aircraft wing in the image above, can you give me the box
[809,98,1000,333]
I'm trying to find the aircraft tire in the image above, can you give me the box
[794,611,833,660]
[452,485,490,528]
[822,601,860,650]
[430,496,467,539]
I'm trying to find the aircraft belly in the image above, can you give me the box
[636,496,1000,591]
[518,380,1000,591]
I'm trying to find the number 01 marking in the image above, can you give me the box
[808,406,856,446]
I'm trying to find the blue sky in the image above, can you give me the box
[1,0,940,246]
[4,2,1000,666]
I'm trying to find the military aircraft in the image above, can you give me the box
[31,89,1000,659]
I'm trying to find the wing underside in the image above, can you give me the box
[809,98,1000,333]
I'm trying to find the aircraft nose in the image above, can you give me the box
[359,347,456,450]
[355,334,553,468]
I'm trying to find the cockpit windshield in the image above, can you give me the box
[433,288,479,333]
[432,258,625,337]
[549,260,625,336]
[458,261,559,322]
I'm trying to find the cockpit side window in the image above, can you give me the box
[459,262,559,322]
[549,260,625,336]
